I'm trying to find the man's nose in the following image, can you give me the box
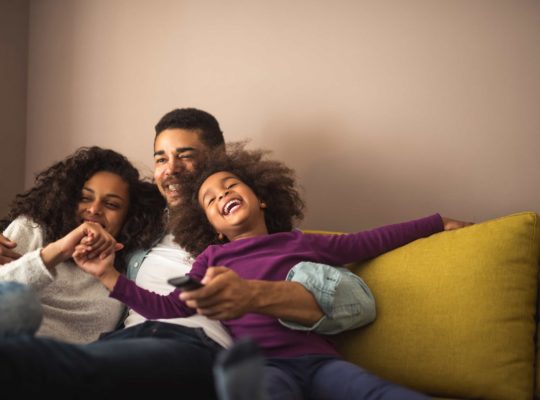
[165,157,182,175]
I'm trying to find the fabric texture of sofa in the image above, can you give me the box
[327,211,540,400]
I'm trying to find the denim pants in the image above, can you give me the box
[0,321,223,399]
[264,355,430,400]
[0,281,42,336]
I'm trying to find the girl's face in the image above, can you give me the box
[76,171,130,238]
[198,171,268,241]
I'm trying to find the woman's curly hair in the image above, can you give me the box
[0,146,166,272]
[169,141,305,257]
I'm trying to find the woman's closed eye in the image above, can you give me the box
[105,202,121,210]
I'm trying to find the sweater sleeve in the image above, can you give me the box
[306,213,444,265]
[0,217,55,290]
[110,274,196,319]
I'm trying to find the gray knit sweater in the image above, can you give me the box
[1,216,125,344]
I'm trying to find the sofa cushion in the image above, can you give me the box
[332,212,540,400]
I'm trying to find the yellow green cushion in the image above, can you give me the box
[330,212,540,400]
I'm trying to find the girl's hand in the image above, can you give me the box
[441,217,474,231]
[73,244,121,291]
[75,222,120,260]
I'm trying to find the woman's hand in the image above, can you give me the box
[40,222,121,268]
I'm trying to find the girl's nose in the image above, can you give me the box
[218,190,230,201]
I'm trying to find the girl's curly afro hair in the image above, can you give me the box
[0,146,166,272]
[169,141,305,257]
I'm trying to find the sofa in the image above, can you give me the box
[329,211,540,400]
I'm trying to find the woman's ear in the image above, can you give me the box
[218,232,225,241]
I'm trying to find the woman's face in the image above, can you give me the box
[76,171,130,238]
[198,171,267,241]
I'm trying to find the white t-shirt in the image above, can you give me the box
[123,234,233,349]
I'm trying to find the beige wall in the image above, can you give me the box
[22,0,540,231]
[0,0,29,218]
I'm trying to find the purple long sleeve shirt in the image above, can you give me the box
[112,213,443,357]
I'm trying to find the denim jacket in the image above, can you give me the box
[126,249,375,335]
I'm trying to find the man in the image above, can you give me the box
[0,108,374,398]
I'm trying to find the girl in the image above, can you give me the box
[0,146,165,343]
[77,142,471,399]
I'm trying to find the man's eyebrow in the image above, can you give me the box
[153,147,197,157]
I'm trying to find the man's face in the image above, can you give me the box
[153,128,207,207]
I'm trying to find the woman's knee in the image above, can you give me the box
[0,281,42,337]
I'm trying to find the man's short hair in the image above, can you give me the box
[154,108,225,149]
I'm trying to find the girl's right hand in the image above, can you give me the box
[73,243,121,291]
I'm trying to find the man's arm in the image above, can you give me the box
[282,262,375,334]
[0,234,21,264]
[179,265,367,334]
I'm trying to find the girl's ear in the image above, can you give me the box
[218,232,225,241]
[260,201,267,209]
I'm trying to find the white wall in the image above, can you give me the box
[24,0,540,231]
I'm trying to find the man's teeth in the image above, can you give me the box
[168,184,180,192]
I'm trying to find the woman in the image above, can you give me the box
[0,146,165,343]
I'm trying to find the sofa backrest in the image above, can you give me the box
[328,211,540,400]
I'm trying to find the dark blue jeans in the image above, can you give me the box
[0,321,223,399]
[264,355,430,400]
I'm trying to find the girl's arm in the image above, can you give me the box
[309,213,446,265]
[74,242,197,320]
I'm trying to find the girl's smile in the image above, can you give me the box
[198,171,268,241]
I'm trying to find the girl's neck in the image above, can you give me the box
[228,226,268,242]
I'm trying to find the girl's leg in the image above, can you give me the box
[213,338,265,400]
[263,364,303,400]
[213,338,303,400]
[310,359,430,400]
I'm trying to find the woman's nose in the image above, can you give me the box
[86,201,102,215]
